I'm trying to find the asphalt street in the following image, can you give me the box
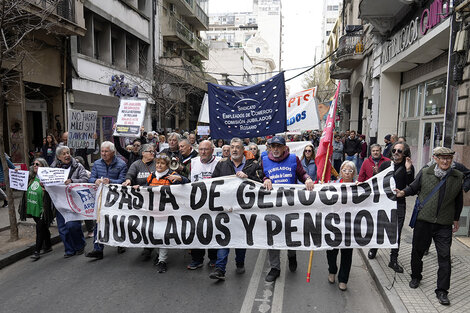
[0,238,388,313]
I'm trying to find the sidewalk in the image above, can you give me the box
[0,191,60,269]
[360,197,470,313]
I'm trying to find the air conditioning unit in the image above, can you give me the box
[169,3,176,14]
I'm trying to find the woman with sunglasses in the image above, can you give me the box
[301,145,317,181]
[19,158,54,261]
[122,143,157,261]
[326,160,357,291]
[144,153,189,273]
[248,143,260,161]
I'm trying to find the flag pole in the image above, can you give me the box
[306,141,331,282]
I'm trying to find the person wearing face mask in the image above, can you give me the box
[395,147,463,306]
[368,142,415,275]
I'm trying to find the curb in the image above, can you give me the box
[358,249,408,313]
[0,234,62,270]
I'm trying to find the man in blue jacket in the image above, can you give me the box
[86,141,127,259]
[261,136,314,282]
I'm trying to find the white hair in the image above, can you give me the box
[101,141,115,152]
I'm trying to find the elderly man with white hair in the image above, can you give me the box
[86,141,127,260]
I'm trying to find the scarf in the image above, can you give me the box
[434,165,450,179]
[154,169,169,180]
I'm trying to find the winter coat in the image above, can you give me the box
[212,151,263,182]
[51,157,89,183]
[358,155,390,182]
[89,156,127,184]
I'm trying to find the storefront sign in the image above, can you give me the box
[382,0,450,65]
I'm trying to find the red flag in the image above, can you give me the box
[315,82,340,183]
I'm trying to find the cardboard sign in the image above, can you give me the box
[68,109,97,149]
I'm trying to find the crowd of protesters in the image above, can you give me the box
[9,125,470,306]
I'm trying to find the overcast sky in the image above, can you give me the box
[208,0,323,95]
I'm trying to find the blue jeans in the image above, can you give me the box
[345,155,357,168]
[56,211,86,255]
[215,248,246,273]
[357,157,364,172]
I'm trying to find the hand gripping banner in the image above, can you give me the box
[92,168,398,250]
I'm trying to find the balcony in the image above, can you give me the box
[162,15,209,60]
[26,0,86,36]
[167,0,209,30]
[335,33,364,69]
[330,60,352,80]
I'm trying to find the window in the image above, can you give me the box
[424,77,446,116]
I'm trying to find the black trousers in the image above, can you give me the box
[32,216,51,253]
[411,220,452,293]
[326,248,353,283]
[390,203,406,261]
[191,249,218,263]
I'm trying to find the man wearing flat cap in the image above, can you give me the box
[261,135,315,282]
[395,146,463,306]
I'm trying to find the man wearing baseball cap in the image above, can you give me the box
[395,146,463,306]
[261,135,315,282]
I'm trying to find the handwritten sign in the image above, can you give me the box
[37,168,70,186]
[9,169,29,191]
[68,109,97,149]
[114,98,147,137]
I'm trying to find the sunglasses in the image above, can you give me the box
[33,162,41,166]
[305,149,313,152]
[392,149,403,154]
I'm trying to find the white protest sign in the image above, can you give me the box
[197,125,210,136]
[83,168,398,250]
[198,93,210,123]
[37,167,70,186]
[254,141,311,158]
[9,169,29,191]
[68,109,97,149]
[287,88,320,132]
[46,183,99,222]
[114,98,147,137]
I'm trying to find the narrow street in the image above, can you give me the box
[0,241,387,313]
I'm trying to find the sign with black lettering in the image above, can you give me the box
[68,109,97,149]
[92,168,397,250]
[114,98,147,137]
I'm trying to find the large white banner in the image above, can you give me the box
[46,183,99,222]
[89,168,397,250]
[287,88,320,132]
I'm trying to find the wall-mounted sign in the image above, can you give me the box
[382,0,450,65]
[109,75,139,98]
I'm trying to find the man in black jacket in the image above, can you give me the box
[343,130,361,167]
[208,137,263,281]
[368,142,415,274]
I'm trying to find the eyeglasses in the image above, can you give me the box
[392,149,403,154]
[341,169,353,173]
[437,156,453,161]
[33,162,40,166]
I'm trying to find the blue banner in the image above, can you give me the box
[208,72,287,139]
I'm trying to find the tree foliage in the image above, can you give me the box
[301,62,337,103]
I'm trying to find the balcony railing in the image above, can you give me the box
[36,0,75,23]
[329,60,352,80]
[336,33,364,69]
[195,37,209,59]
[195,2,209,28]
